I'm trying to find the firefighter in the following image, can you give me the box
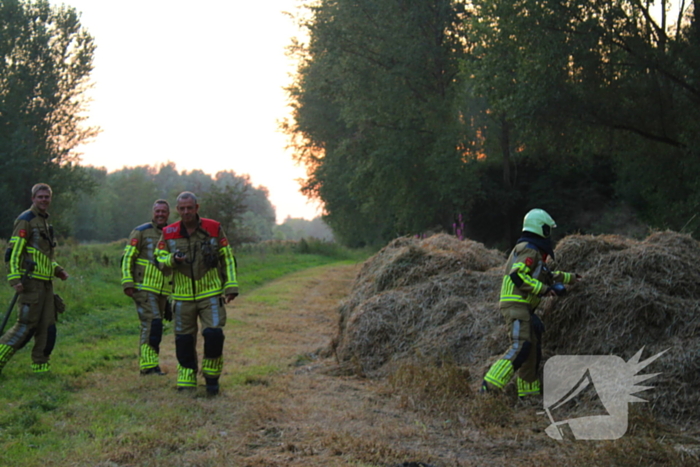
[156,191,238,395]
[482,208,581,398]
[0,183,69,375]
[121,199,172,375]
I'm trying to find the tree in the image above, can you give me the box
[0,0,97,236]
[286,0,478,247]
[463,0,700,238]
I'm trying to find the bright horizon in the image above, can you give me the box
[66,0,321,224]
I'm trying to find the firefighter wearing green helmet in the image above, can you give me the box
[481,208,581,399]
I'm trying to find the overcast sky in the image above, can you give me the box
[64,0,319,222]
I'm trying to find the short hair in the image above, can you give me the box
[153,199,170,209]
[176,191,197,204]
[31,183,52,197]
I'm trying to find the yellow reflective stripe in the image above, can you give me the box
[512,261,530,274]
[177,365,196,387]
[202,357,223,377]
[517,378,541,396]
[8,235,26,280]
[121,243,138,284]
[484,359,514,388]
[221,245,238,288]
[156,247,174,268]
[171,268,224,300]
[557,271,571,284]
[139,344,159,370]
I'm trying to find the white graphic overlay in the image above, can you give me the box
[542,348,667,440]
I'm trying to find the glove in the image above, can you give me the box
[551,282,567,296]
[531,313,545,339]
[164,300,173,322]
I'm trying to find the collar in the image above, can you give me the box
[516,231,555,259]
[30,204,49,219]
[178,215,201,238]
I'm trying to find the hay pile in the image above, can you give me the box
[546,231,700,423]
[332,234,505,374]
[332,231,700,423]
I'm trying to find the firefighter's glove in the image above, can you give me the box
[164,300,173,322]
[531,313,545,338]
[551,282,567,296]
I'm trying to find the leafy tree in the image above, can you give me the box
[0,0,97,237]
[463,0,700,237]
[286,0,477,247]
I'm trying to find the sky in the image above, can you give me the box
[64,0,319,223]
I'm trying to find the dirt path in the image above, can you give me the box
[219,262,475,466]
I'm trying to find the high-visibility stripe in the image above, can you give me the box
[123,237,168,293]
[517,377,541,397]
[139,344,159,370]
[221,245,238,289]
[177,365,197,387]
[202,356,223,377]
[484,359,514,389]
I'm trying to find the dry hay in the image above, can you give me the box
[545,231,700,424]
[332,230,700,424]
[332,233,505,375]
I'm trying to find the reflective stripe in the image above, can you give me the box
[177,365,197,387]
[202,356,223,377]
[31,362,50,373]
[139,343,159,370]
[121,243,137,285]
[484,359,514,389]
[504,320,522,360]
[221,244,238,289]
[517,377,541,397]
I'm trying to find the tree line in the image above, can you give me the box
[285,0,700,248]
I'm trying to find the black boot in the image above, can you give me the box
[205,377,219,396]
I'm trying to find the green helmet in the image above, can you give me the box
[522,209,556,238]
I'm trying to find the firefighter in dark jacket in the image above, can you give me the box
[156,191,238,395]
[482,209,580,398]
[121,199,172,375]
[0,184,69,375]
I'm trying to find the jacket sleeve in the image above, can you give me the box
[552,270,575,284]
[507,247,546,296]
[7,218,29,286]
[121,229,140,290]
[218,227,238,295]
[155,233,174,270]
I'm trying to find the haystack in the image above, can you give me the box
[332,230,700,423]
[332,234,505,374]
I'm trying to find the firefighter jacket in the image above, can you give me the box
[6,205,64,285]
[499,240,574,311]
[156,216,238,301]
[121,221,171,295]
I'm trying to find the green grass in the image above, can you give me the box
[0,239,370,466]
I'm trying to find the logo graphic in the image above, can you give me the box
[541,348,666,440]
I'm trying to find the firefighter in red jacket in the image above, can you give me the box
[0,183,69,375]
[482,209,581,398]
[156,192,238,395]
[121,199,172,375]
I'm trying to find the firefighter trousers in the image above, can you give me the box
[0,278,56,366]
[172,296,227,388]
[483,305,542,396]
[132,290,167,372]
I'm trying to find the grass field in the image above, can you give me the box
[0,239,369,467]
